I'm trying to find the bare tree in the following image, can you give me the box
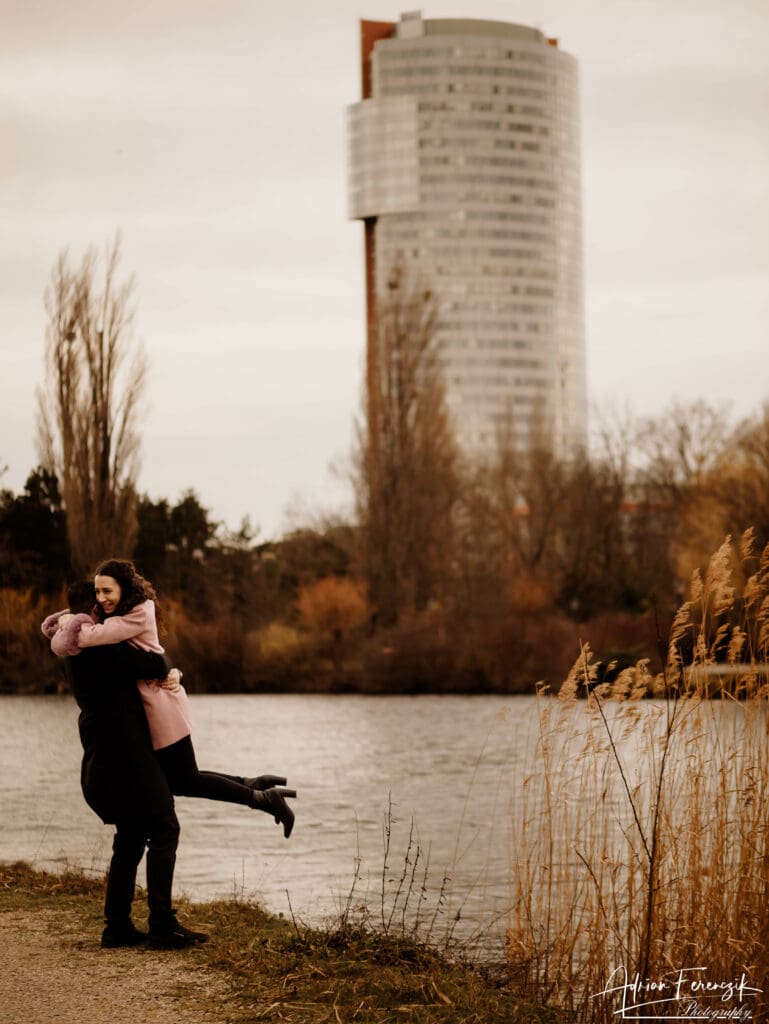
[637,399,731,503]
[635,400,734,582]
[354,266,459,625]
[703,403,769,550]
[458,402,677,622]
[37,237,146,574]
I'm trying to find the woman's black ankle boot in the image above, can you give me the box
[251,786,297,838]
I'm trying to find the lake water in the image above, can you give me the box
[0,694,538,949]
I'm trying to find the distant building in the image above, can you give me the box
[347,12,587,458]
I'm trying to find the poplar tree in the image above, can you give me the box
[355,266,459,625]
[37,237,146,574]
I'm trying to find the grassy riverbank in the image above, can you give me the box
[0,861,562,1024]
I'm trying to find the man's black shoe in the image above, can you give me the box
[148,921,209,949]
[101,922,148,948]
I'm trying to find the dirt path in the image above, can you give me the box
[0,909,244,1024]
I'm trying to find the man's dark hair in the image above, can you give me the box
[68,579,97,615]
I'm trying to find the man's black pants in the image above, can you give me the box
[104,810,180,929]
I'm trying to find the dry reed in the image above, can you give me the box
[507,532,769,1022]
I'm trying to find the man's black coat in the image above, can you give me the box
[64,643,174,824]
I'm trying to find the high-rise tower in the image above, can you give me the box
[347,12,586,457]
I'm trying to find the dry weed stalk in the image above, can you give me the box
[507,533,769,1023]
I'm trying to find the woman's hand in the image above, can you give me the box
[160,668,183,692]
[57,613,74,629]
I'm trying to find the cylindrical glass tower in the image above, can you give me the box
[348,12,586,457]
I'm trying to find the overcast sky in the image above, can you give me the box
[2,0,768,540]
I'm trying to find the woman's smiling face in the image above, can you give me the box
[94,575,122,615]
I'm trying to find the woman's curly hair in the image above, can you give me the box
[93,558,167,638]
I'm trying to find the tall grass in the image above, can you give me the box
[507,532,769,1022]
